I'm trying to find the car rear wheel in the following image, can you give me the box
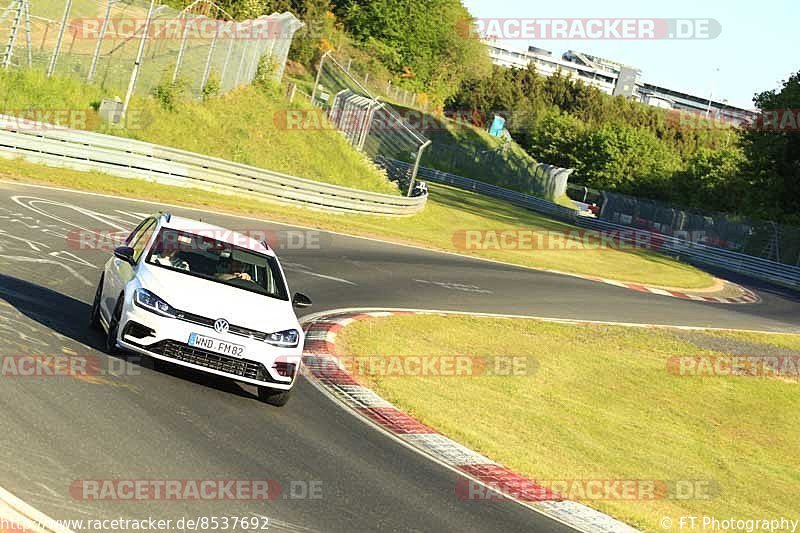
[89,275,104,330]
[258,386,292,407]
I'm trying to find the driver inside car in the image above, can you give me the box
[216,257,252,281]
[151,247,190,271]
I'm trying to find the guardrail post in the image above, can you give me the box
[407,140,432,197]
[46,0,72,76]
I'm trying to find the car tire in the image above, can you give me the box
[105,295,123,355]
[90,274,104,330]
[258,386,292,407]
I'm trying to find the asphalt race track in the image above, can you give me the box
[1,181,799,533]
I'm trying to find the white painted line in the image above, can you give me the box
[0,485,74,533]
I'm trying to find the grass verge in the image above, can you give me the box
[0,159,714,289]
[336,314,800,531]
[0,69,397,195]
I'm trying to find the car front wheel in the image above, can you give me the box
[90,275,104,330]
[105,295,123,355]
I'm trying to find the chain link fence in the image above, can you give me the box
[308,51,430,195]
[321,49,427,110]
[1,0,302,100]
[593,189,800,266]
[423,141,574,199]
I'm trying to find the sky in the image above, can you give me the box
[462,0,798,109]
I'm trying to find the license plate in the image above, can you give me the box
[188,333,245,358]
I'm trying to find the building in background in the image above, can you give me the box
[485,42,756,125]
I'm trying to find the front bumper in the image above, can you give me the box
[117,303,301,390]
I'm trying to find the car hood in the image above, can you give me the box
[137,263,299,333]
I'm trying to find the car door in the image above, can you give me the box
[102,218,157,321]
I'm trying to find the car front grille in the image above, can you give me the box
[148,340,267,381]
[174,311,268,341]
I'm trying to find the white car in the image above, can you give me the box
[90,212,312,406]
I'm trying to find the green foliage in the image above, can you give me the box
[151,75,187,111]
[331,0,490,105]
[252,55,279,93]
[447,64,765,217]
[288,0,335,65]
[740,71,800,222]
[202,73,221,101]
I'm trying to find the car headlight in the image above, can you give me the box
[265,329,299,348]
[134,288,176,317]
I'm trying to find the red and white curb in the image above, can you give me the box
[301,310,639,533]
[553,272,759,304]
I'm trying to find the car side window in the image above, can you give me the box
[130,220,156,263]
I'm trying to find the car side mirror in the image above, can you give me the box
[113,246,136,264]
[292,292,312,308]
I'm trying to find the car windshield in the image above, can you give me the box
[145,228,288,301]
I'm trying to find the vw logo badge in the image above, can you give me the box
[214,319,229,334]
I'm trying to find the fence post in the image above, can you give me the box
[23,0,31,66]
[122,0,155,118]
[87,0,113,82]
[234,39,248,86]
[199,27,218,96]
[46,0,72,77]
[172,14,191,83]
[310,49,331,106]
[219,37,234,89]
[357,100,382,151]
[1,0,22,69]
[407,140,432,196]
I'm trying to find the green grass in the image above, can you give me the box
[0,69,398,195]
[336,314,800,532]
[387,102,559,198]
[0,158,714,289]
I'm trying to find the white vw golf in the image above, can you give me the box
[90,212,312,406]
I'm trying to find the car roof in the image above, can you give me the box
[158,215,274,256]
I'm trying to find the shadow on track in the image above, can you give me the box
[0,273,269,403]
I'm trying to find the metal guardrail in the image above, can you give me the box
[0,115,428,216]
[385,158,800,288]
